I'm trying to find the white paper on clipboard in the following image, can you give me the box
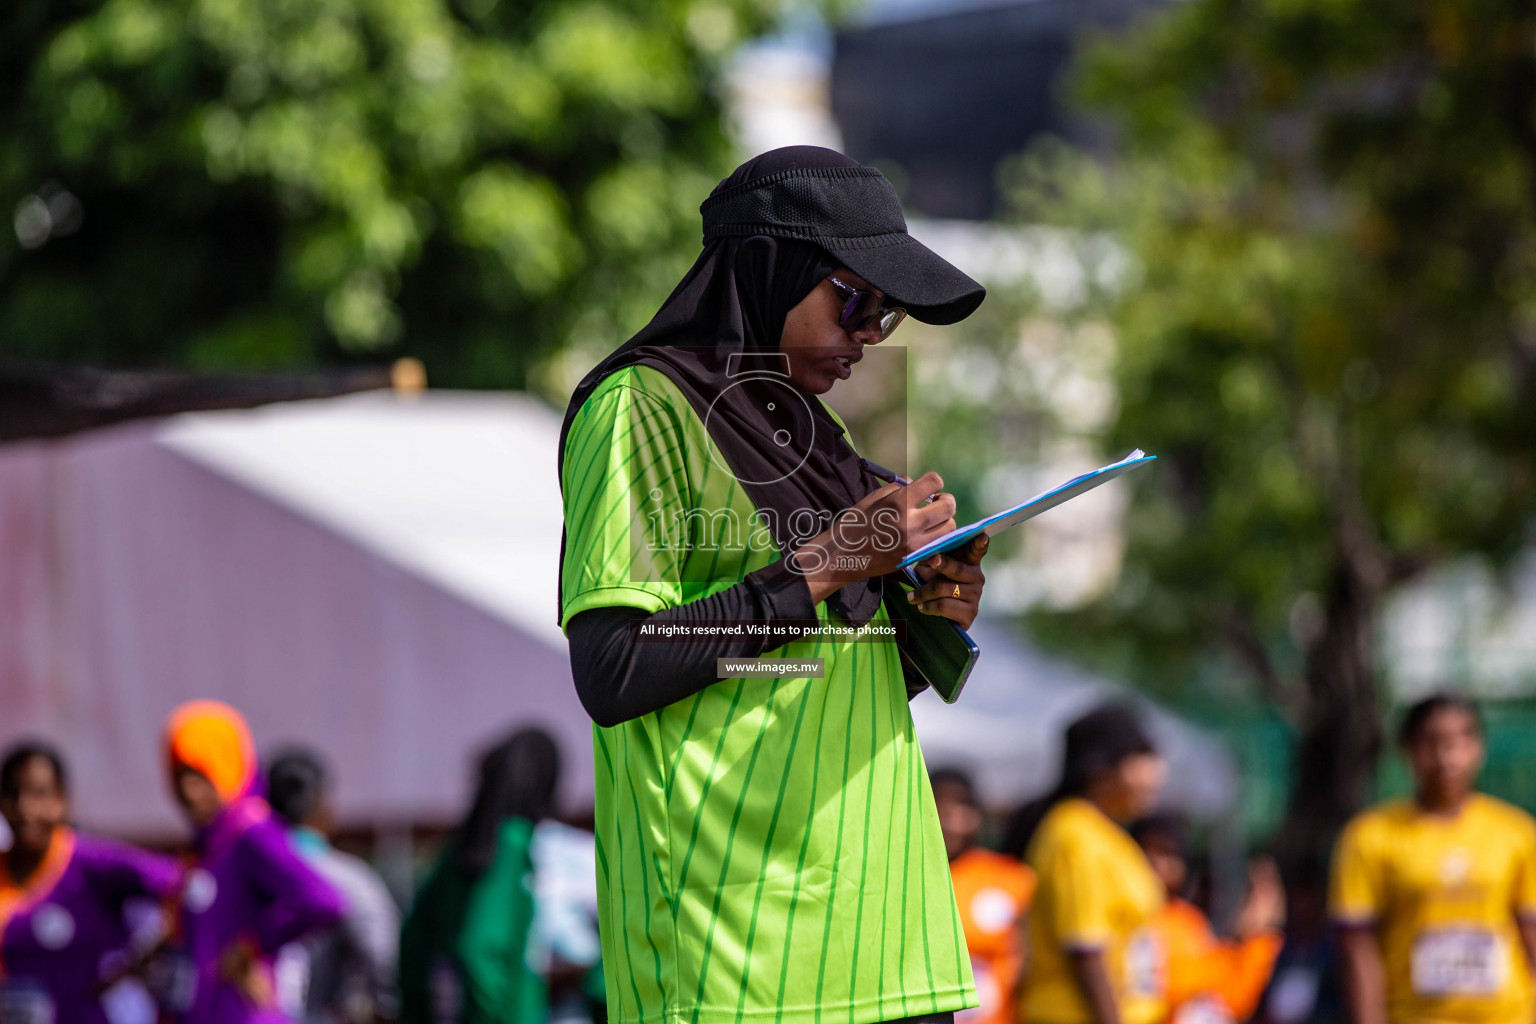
[896,450,1157,569]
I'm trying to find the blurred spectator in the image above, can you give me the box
[1131,814,1283,1024]
[1018,704,1168,1024]
[399,727,559,1024]
[268,749,401,1023]
[931,767,1035,1024]
[0,740,180,1024]
[1255,860,1341,1024]
[157,701,345,1023]
[530,808,603,1024]
[1330,694,1536,1024]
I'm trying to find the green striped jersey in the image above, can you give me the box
[560,365,975,1024]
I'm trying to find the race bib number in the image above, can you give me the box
[1410,928,1506,996]
[1124,929,1162,997]
[1172,996,1234,1024]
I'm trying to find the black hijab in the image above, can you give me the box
[458,727,561,876]
[559,148,890,625]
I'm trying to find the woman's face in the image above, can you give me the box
[1408,707,1483,805]
[932,779,984,861]
[1140,832,1187,895]
[1103,752,1167,821]
[780,268,888,395]
[1,755,67,856]
[173,766,224,828]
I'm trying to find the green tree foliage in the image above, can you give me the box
[1,0,793,386]
[1007,0,1536,855]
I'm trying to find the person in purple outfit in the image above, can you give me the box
[158,701,344,1024]
[0,740,182,1024]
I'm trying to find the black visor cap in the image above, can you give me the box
[701,162,985,326]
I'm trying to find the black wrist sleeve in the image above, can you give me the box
[566,559,816,727]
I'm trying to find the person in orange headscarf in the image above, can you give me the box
[1132,815,1284,1024]
[155,700,344,1024]
[931,768,1036,1024]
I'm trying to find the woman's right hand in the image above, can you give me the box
[792,472,957,605]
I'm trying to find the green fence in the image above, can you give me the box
[1180,697,1536,843]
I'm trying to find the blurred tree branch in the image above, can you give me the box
[0,359,391,440]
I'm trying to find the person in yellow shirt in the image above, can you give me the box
[1132,814,1284,1024]
[1020,705,1168,1024]
[1330,693,1536,1024]
[933,767,1038,1024]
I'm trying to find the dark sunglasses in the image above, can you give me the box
[827,275,906,341]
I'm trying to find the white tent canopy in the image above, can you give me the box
[0,390,1233,842]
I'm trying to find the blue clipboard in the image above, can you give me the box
[897,450,1157,570]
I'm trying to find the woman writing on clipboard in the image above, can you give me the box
[560,146,992,1024]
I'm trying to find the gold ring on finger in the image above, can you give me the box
[952,583,961,599]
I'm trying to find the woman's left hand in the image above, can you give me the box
[906,533,988,629]
[218,939,273,1007]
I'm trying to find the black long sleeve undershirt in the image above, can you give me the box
[567,561,926,727]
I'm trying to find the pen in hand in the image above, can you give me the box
[859,458,912,487]
[859,458,948,504]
